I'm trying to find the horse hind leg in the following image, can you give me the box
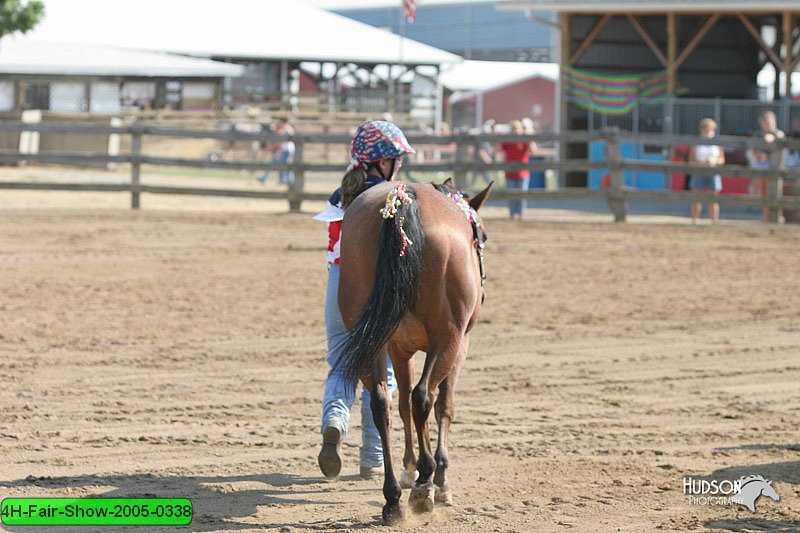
[366,357,403,525]
[390,352,418,489]
[433,338,467,506]
[408,341,461,514]
[408,377,436,514]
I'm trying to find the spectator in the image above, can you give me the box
[746,110,786,223]
[688,118,725,224]
[500,120,532,220]
[472,120,496,188]
[259,118,295,185]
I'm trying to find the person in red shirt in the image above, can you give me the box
[501,120,534,220]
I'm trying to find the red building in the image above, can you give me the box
[442,61,557,131]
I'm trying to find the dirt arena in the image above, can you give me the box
[1,188,800,532]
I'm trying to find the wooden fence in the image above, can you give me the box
[1,121,799,222]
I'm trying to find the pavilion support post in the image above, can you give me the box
[667,13,677,95]
[558,12,570,187]
[784,11,793,98]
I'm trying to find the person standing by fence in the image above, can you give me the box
[746,110,786,223]
[471,120,496,189]
[688,118,725,224]
[500,120,533,220]
[259,118,295,185]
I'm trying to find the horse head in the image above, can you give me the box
[760,479,780,502]
[732,475,780,512]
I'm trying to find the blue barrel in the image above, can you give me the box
[528,156,545,188]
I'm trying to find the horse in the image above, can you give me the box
[730,475,780,512]
[336,178,492,524]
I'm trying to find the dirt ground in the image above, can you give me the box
[1,188,800,532]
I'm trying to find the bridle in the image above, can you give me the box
[434,183,488,303]
[470,214,487,303]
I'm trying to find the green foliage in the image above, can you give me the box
[0,0,45,38]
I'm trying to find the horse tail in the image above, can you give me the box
[339,183,425,385]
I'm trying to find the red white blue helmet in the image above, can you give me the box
[349,120,415,170]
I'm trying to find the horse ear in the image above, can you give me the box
[469,181,494,211]
[442,177,454,187]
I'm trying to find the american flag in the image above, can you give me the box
[403,0,416,23]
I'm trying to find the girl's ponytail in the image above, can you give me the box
[340,166,368,209]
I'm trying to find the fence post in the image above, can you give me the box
[288,137,305,213]
[606,130,627,223]
[454,133,469,190]
[130,123,142,210]
[766,139,784,224]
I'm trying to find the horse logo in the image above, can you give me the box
[729,475,780,512]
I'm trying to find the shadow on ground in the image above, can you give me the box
[0,471,380,532]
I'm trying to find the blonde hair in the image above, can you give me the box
[340,166,369,209]
[759,110,777,122]
[699,118,717,132]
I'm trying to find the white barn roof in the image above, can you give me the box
[0,40,244,77]
[439,60,558,92]
[24,0,460,66]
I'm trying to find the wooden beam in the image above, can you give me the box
[559,12,570,178]
[627,15,667,67]
[673,13,720,70]
[667,13,677,95]
[738,13,783,68]
[568,14,612,66]
[784,11,794,97]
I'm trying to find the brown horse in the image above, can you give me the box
[337,179,492,524]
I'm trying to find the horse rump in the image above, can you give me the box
[337,184,425,386]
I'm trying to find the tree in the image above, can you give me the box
[0,0,45,39]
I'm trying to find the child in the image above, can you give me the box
[313,120,415,480]
[688,118,725,224]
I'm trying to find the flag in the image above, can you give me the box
[403,0,416,23]
[562,66,670,115]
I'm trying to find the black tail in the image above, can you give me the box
[338,184,425,385]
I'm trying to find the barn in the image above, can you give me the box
[0,40,243,115]
[439,60,558,130]
[502,1,800,187]
[17,0,459,127]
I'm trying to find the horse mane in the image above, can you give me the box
[432,178,472,199]
[739,475,768,486]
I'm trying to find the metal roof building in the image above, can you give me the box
[331,0,555,62]
[501,0,800,185]
[0,39,244,113]
[18,0,460,122]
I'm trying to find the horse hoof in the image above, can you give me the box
[400,469,419,489]
[409,481,435,514]
[382,503,404,525]
[435,486,453,506]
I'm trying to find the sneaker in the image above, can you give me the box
[359,465,383,480]
[318,421,343,478]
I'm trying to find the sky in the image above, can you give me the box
[301,0,504,8]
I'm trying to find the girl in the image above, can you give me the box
[314,120,415,479]
[688,118,725,224]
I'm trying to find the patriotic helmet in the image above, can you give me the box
[348,120,415,170]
